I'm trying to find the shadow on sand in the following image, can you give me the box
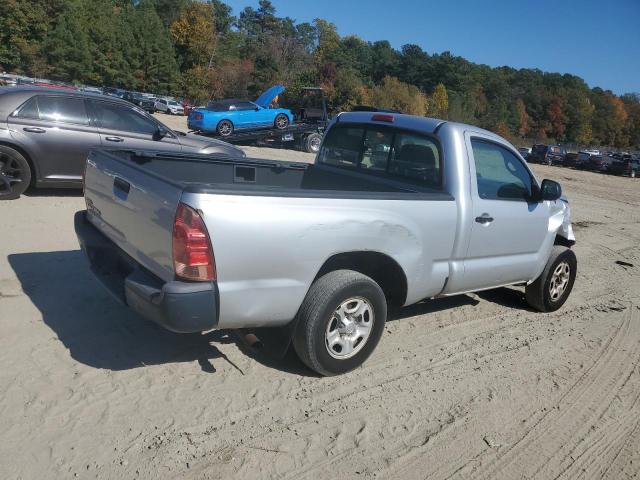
[8,250,530,376]
[9,250,247,374]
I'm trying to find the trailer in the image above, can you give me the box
[191,87,328,154]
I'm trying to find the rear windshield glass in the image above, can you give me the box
[318,124,442,190]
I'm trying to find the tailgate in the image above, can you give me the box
[83,150,182,282]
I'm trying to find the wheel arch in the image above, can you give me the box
[314,251,408,308]
[0,140,38,186]
[216,118,235,134]
[554,234,575,248]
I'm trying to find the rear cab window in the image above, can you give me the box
[318,123,443,190]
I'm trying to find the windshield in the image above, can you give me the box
[169,101,180,107]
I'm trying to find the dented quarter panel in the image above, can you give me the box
[182,191,458,328]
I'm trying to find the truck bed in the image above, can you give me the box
[101,149,444,198]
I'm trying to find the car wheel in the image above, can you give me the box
[525,246,577,313]
[292,270,387,376]
[304,133,323,154]
[274,113,289,130]
[217,120,234,137]
[0,146,31,200]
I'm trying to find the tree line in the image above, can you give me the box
[1,0,638,148]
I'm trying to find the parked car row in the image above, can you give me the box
[519,143,638,178]
[1,72,193,116]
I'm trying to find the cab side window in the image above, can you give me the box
[471,139,534,201]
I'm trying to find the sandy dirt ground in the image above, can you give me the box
[1,136,640,479]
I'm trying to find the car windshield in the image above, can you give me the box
[169,101,180,107]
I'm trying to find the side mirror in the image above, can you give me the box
[154,125,169,141]
[540,179,562,201]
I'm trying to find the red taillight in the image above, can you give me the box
[194,112,203,121]
[172,203,216,281]
[371,113,394,123]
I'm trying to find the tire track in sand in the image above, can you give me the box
[470,303,640,480]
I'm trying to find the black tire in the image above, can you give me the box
[304,133,323,154]
[274,113,289,130]
[526,246,577,312]
[292,270,387,376]
[0,145,31,200]
[217,120,234,137]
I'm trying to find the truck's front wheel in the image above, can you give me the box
[526,246,577,312]
[293,270,387,376]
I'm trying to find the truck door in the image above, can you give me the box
[460,133,550,291]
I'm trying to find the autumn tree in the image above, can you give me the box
[493,121,511,139]
[367,76,428,116]
[515,98,530,137]
[171,2,216,69]
[546,96,566,140]
[430,83,449,119]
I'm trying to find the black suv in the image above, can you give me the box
[123,91,156,113]
[530,144,567,165]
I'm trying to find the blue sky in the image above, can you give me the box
[223,0,640,95]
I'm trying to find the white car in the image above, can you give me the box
[155,98,184,115]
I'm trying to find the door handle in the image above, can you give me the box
[113,177,130,196]
[475,213,494,224]
[105,136,124,142]
[23,127,45,133]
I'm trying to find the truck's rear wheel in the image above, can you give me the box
[0,146,31,200]
[304,133,323,154]
[525,246,577,312]
[217,120,234,137]
[274,114,289,130]
[292,270,387,376]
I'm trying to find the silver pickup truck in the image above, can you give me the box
[75,112,576,376]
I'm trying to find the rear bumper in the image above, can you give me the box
[74,210,218,333]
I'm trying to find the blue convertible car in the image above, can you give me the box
[188,85,294,136]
